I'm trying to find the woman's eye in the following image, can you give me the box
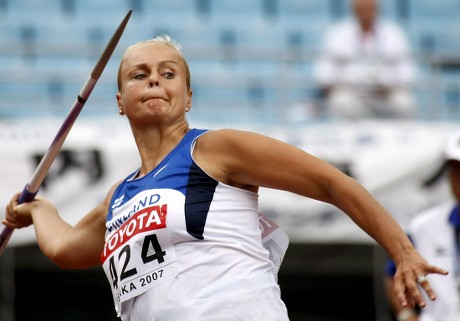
[163,72,174,79]
[133,74,146,80]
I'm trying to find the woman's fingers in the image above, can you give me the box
[3,192,34,228]
[394,264,449,308]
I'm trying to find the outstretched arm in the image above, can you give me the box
[194,129,449,308]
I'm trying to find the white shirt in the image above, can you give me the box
[407,202,459,321]
[313,18,416,90]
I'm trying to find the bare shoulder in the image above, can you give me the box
[195,128,293,164]
[193,129,270,189]
[191,128,355,201]
[193,128,312,191]
[198,128,248,143]
[196,128,280,153]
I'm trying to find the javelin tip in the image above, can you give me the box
[91,9,132,79]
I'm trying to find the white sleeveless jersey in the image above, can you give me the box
[102,129,289,321]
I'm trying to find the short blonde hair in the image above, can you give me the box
[117,34,191,92]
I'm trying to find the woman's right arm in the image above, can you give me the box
[3,183,120,269]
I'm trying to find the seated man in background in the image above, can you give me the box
[385,130,460,321]
[313,0,417,119]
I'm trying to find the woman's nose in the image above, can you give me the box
[149,74,159,87]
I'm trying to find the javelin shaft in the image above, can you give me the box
[28,77,97,193]
[0,10,132,256]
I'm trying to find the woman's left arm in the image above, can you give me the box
[194,129,448,308]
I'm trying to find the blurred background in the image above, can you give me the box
[0,0,460,320]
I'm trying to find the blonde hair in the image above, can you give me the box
[117,34,191,91]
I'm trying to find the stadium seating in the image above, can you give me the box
[0,0,459,121]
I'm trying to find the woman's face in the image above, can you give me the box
[116,42,192,126]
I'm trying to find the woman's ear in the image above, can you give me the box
[116,92,125,115]
[185,90,193,112]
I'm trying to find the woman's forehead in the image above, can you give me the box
[125,42,181,64]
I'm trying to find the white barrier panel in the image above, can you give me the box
[0,118,456,245]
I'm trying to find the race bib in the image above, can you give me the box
[101,203,178,313]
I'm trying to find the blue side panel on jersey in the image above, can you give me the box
[184,161,218,240]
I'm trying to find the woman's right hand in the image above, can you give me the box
[2,192,47,229]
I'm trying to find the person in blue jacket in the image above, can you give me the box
[385,131,460,321]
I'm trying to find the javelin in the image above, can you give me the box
[0,10,132,256]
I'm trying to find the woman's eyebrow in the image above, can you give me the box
[158,60,180,67]
[129,62,149,70]
[129,60,179,70]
